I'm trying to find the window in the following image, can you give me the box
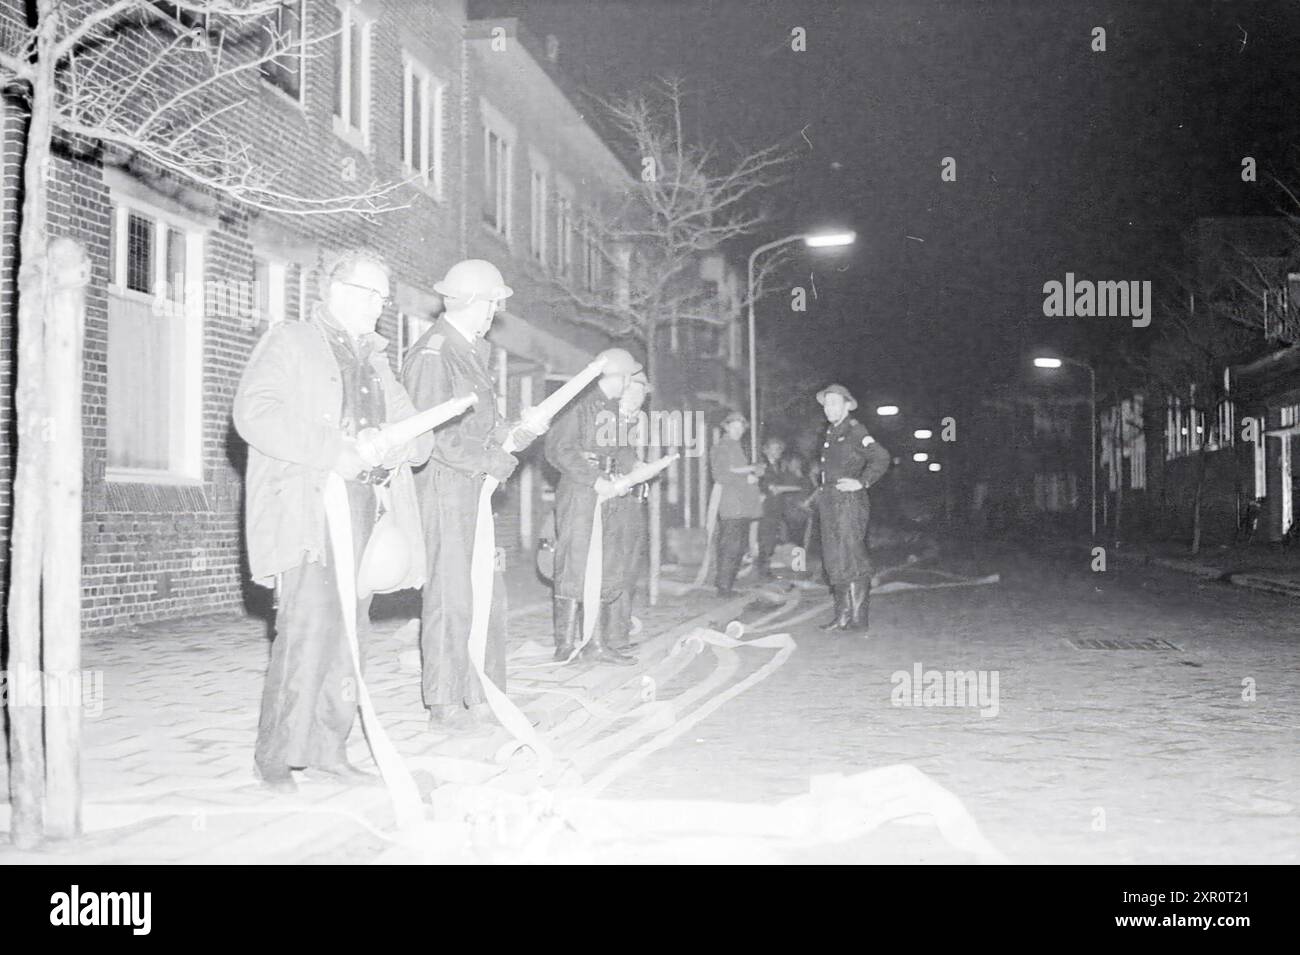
[553,176,573,277]
[528,153,548,265]
[261,0,305,102]
[482,125,512,237]
[397,311,435,367]
[402,54,445,197]
[253,257,287,328]
[333,2,371,147]
[106,201,205,481]
[1282,404,1300,429]
[581,226,604,291]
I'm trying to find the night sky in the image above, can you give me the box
[472,0,1300,426]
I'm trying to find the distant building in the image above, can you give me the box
[963,387,1090,535]
[1099,216,1300,544]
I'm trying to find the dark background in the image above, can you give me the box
[473,0,1300,425]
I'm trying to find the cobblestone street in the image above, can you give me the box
[602,549,1300,864]
[2,547,1296,864]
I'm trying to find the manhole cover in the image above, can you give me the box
[1066,637,1182,651]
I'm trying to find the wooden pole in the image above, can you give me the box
[7,18,56,849]
[41,237,89,840]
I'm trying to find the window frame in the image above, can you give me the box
[332,0,373,150]
[553,173,574,277]
[401,52,446,199]
[480,99,515,242]
[105,196,206,485]
[528,148,549,267]
[252,255,288,329]
[260,0,307,106]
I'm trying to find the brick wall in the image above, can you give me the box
[2,1,471,630]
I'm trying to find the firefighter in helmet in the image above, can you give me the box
[402,259,539,731]
[813,383,890,634]
[544,348,644,665]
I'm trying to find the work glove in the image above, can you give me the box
[485,448,519,483]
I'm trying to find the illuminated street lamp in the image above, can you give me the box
[1033,353,1097,537]
[914,428,932,439]
[928,462,941,472]
[912,452,928,463]
[747,229,856,461]
[877,405,900,416]
[804,231,857,248]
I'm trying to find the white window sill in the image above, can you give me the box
[400,166,444,203]
[332,116,370,154]
[106,468,203,487]
[261,78,308,113]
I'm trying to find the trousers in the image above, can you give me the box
[255,480,374,776]
[418,465,507,708]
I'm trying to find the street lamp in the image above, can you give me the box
[928,462,941,472]
[876,405,900,416]
[1033,354,1097,538]
[914,428,932,439]
[747,230,856,461]
[912,452,929,462]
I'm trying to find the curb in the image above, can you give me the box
[1048,539,1300,599]
[1226,573,1300,598]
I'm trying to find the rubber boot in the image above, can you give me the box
[581,602,637,667]
[716,553,740,597]
[819,584,851,631]
[604,592,639,652]
[847,578,870,635]
[553,596,580,663]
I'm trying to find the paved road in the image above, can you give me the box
[600,549,1300,863]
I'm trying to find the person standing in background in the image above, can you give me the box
[710,411,763,596]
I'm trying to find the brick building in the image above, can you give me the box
[0,1,749,630]
[1097,217,1300,545]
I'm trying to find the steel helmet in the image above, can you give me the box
[433,259,513,306]
[816,383,858,411]
[356,509,412,599]
[596,347,643,377]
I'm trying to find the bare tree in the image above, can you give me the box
[553,76,794,372]
[537,77,793,601]
[0,0,406,846]
[1126,268,1261,555]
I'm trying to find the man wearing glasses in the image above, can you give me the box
[403,259,538,732]
[234,247,431,793]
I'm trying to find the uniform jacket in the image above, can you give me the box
[545,386,638,487]
[233,314,430,589]
[711,436,763,519]
[545,384,639,600]
[402,317,515,479]
[819,416,891,489]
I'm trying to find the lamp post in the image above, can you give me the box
[747,230,855,462]
[1034,355,1097,537]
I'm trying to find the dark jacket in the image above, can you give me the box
[232,313,429,588]
[818,416,891,488]
[402,317,516,481]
